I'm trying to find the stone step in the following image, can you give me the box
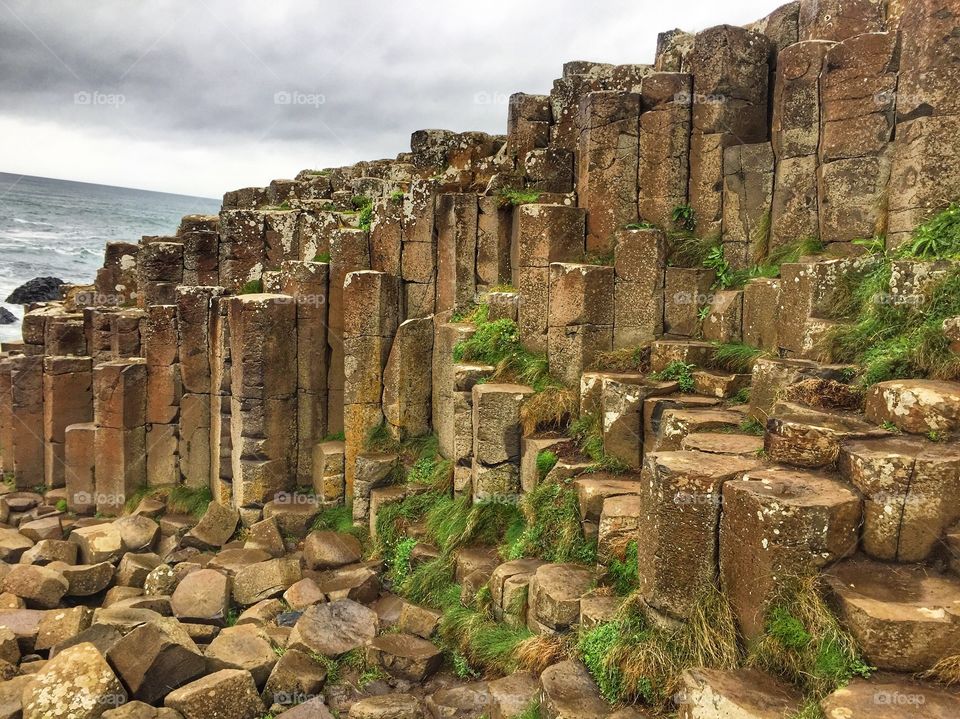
[864,379,960,436]
[820,676,960,718]
[650,407,745,452]
[825,556,960,673]
[839,436,960,562]
[680,431,764,456]
[526,562,594,633]
[365,631,443,682]
[650,339,715,373]
[676,668,802,718]
[749,356,855,423]
[765,401,884,468]
[539,660,613,719]
[719,467,861,639]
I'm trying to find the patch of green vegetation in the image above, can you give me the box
[739,418,765,436]
[452,312,558,392]
[239,279,264,295]
[625,221,658,230]
[671,204,696,232]
[711,342,765,374]
[729,387,751,405]
[505,477,596,565]
[829,262,960,385]
[388,536,417,587]
[167,485,213,518]
[313,252,331,263]
[513,700,541,719]
[749,576,873,698]
[265,201,292,211]
[536,450,558,480]
[497,188,542,207]
[225,607,240,627]
[880,420,902,434]
[351,195,374,231]
[652,360,696,393]
[608,541,639,596]
[312,504,369,546]
[321,431,346,442]
[390,189,405,203]
[577,587,741,707]
[449,649,481,679]
[704,244,733,288]
[55,498,68,513]
[899,202,960,259]
[438,598,534,675]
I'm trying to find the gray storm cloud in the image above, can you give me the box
[0,0,784,196]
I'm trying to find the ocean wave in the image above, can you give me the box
[12,218,54,227]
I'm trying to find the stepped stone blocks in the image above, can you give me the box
[798,0,887,43]
[649,339,716,373]
[64,422,96,513]
[278,261,330,485]
[748,356,849,422]
[94,359,148,515]
[328,228,372,433]
[765,401,881,468]
[343,271,400,506]
[9,355,45,489]
[471,384,534,501]
[577,91,640,252]
[579,370,645,419]
[42,357,92,489]
[382,317,434,441]
[178,215,220,286]
[511,204,586,352]
[701,290,743,343]
[663,267,715,337]
[840,437,960,561]
[110,308,146,359]
[227,294,297,508]
[688,25,771,238]
[742,277,782,351]
[721,143,774,266]
[219,210,267,290]
[748,1,801,60]
[613,228,666,347]
[770,41,834,250]
[638,73,692,228]
[651,408,744,452]
[527,563,594,633]
[601,379,677,468]
[825,558,960,673]
[435,194,479,315]
[822,677,960,717]
[548,263,614,386]
[507,93,551,162]
[642,395,722,453]
[720,467,861,638]
[137,241,184,307]
[777,258,857,357]
[818,32,898,246]
[887,115,960,249]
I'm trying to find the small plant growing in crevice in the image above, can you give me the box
[497,188,542,207]
[390,189,405,203]
[535,450,558,480]
[671,204,696,232]
[711,342,765,374]
[739,418,765,436]
[313,252,331,263]
[652,360,696,393]
[608,541,639,596]
[239,279,264,294]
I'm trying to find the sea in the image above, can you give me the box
[0,172,220,343]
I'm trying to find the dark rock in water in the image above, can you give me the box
[5,277,65,304]
[0,308,15,324]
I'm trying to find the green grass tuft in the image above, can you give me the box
[898,202,960,259]
[711,342,765,373]
[505,477,596,565]
[608,541,639,596]
[497,188,542,207]
[313,252,331,263]
[652,360,696,393]
[167,485,213,518]
[535,450,558,480]
[239,279,264,295]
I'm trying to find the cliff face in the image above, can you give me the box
[1,1,960,717]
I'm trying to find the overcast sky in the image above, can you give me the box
[0,0,785,198]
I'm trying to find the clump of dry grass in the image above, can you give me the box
[592,345,651,373]
[516,634,574,674]
[520,386,578,435]
[923,655,960,686]
[782,379,863,411]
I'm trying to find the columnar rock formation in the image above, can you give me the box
[0,1,959,717]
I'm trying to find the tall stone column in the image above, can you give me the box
[137,240,184,307]
[178,215,220,286]
[688,25,770,238]
[219,210,266,291]
[0,355,12,477]
[342,270,399,515]
[143,305,181,487]
[638,73,692,229]
[547,263,614,387]
[9,355,44,489]
[818,32,897,247]
[94,358,147,515]
[42,356,93,489]
[400,179,437,319]
[278,260,329,486]
[177,286,225,489]
[613,228,666,347]
[228,294,297,508]
[577,91,640,253]
[435,194,479,316]
[209,294,233,503]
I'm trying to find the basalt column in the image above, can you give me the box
[277,260,329,487]
[887,0,960,249]
[9,355,45,489]
[577,91,640,253]
[93,358,148,515]
[638,72,692,229]
[688,25,771,239]
[228,294,297,508]
[143,305,181,487]
[42,356,93,489]
[342,271,399,518]
[177,286,225,489]
[435,193,479,316]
